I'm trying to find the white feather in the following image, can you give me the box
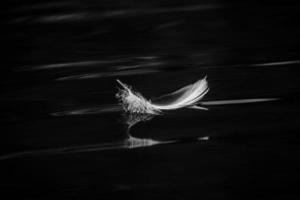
[116,77,209,114]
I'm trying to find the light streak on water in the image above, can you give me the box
[0,135,177,160]
[51,98,279,116]
[55,69,159,81]
[201,98,279,105]
[29,60,114,70]
[252,60,300,67]
[198,136,210,141]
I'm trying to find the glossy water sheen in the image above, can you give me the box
[1,1,300,199]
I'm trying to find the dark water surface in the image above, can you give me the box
[1,0,300,199]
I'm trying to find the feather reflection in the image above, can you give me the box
[0,114,172,160]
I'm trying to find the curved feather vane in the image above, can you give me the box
[116,77,209,114]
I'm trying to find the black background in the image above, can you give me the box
[1,0,300,199]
